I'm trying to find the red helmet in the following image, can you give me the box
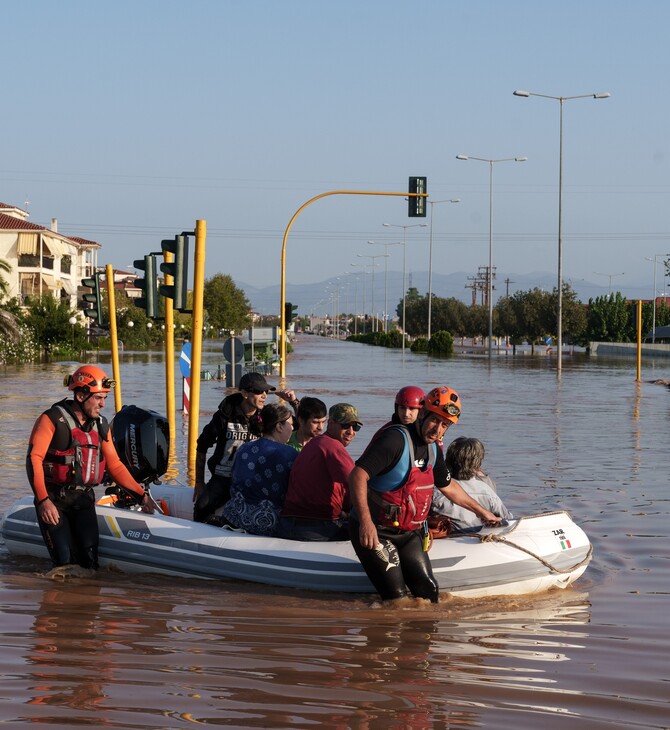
[395,386,425,409]
[423,386,461,424]
[65,365,115,394]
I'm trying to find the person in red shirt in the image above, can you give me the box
[278,403,362,541]
[26,365,153,569]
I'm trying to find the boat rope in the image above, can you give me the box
[475,512,594,574]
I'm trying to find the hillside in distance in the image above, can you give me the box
[238,270,647,316]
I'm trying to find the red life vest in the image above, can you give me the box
[368,426,436,531]
[44,405,106,488]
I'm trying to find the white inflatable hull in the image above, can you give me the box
[1,484,592,598]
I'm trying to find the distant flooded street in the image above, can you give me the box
[1,336,668,728]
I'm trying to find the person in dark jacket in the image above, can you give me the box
[193,372,298,524]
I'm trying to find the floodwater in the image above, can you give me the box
[0,336,668,729]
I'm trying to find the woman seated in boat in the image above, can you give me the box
[193,371,299,524]
[431,437,513,533]
[218,403,298,536]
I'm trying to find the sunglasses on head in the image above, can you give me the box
[340,422,361,432]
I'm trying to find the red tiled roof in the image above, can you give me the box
[0,212,46,231]
[68,236,101,249]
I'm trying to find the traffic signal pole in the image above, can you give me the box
[162,249,177,455]
[105,264,123,413]
[279,188,428,378]
[187,219,206,486]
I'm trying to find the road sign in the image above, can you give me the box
[223,337,245,363]
[179,342,192,378]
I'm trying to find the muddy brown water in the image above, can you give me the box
[1,336,668,728]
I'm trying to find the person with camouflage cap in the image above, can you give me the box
[277,403,362,541]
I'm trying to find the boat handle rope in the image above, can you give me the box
[476,511,594,574]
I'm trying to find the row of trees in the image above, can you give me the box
[398,284,669,347]
[2,253,667,364]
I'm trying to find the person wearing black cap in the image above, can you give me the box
[194,372,288,524]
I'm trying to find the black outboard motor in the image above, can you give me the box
[111,405,170,485]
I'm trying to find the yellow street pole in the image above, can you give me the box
[105,263,123,413]
[162,250,176,454]
[279,190,427,378]
[187,220,206,485]
[636,299,642,382]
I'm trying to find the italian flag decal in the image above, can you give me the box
[560,537,571,550]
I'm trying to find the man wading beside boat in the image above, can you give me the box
[26,366,153,570]
[277,403,361,541]
[348,386,502,603]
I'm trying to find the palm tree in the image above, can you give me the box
[0,259,20,341]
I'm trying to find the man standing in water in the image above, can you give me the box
[348,386,501,603]
[26,366,153,569]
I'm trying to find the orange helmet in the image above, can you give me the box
[423,386,461,424]
[395,386,425,409]
[65,365,115,394]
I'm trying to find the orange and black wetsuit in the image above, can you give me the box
[27,399,145,569]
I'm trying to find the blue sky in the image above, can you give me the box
[2,0,669,309]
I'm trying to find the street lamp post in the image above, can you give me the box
[514,88,610,374]
[350,263,369,334]
[428,199,460,341]
[68,316,77,348]
[456,155,526,357]
[352,272,360,335]
[593,271,625,296]
[645,254,670,343]
[357,253,389,332]
[382,223,428,353]
[368,240,402,332]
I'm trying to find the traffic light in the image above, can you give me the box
[284,302,298,325]
[159,234,190,312]
[133,254,158,318]
[81,271,105,326]
[408,176,427,217]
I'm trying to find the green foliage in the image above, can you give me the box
[0,258,11,300]
[410,337,428,352]
[427,330,454,355]
[430,297,470,337]
[493,283,586,347]
[0,318,39,364]
[23,295,81,357]
[203,274,251,332]
[587,292,632,342]
[348,330,405,348]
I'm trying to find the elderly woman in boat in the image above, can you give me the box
[431,436,514,533]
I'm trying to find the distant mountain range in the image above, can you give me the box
[238,270,655,316]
